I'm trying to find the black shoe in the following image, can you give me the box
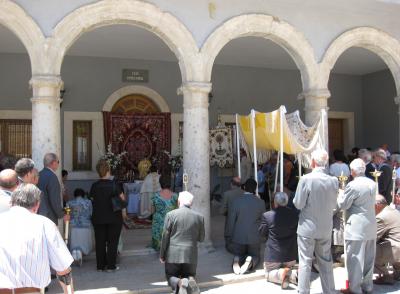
[106,266,120,273]
[373,275,395,285]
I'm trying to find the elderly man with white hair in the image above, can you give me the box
[372,148,393,204]
[293,149,338,294]
[358,149,374,181]
[337,158,377,294]
[259,190,299,289]
[160,191,205,294]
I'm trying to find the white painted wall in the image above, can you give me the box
[12,0,400,61]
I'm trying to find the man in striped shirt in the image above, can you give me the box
[0,183,74,294]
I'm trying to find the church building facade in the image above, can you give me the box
[1,0,400,242]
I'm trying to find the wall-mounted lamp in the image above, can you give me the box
[60,89,66,99]
[208,92,213,104]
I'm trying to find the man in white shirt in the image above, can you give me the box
[0,183,74,293]
[0,169,19,213]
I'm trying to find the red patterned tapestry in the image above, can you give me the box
[103,112,171,180]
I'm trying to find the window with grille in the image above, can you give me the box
[73,121,92,171]
[0,119,32,158]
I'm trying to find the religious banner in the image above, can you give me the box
[209,126,233,168]
[103,112,171,179]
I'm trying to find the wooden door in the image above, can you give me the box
[328,118,344,153]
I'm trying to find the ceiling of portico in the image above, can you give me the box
[0,24,388,75]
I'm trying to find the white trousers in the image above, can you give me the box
[345,239,376,294]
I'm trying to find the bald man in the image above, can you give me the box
[0,169,19,213]
[374,194,400,284]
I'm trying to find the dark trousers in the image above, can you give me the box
[231,242,260,269]
[165,263,197,293]
[93,223,122,270]
[225,237,235,254]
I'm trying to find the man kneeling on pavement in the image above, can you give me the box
[374,194,400,284]
[227,178,265,275]
[259,190,299,289]
[160,191,205,294]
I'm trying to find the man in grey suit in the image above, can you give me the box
[38,153,64,225]
[293,149,338,294]
[374,194,400,284]
[227,178,265,275]
[337,158,376,294]
[160,191,205,294]
[220,176,243,253]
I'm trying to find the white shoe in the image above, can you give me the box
[232,256,241,275]
[188,276,200,294]
[77,249,83,267]
[239,256,253,274]
[71,250,78,265]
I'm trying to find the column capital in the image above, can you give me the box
[29,75,63,89]
[177,82,212,95]
[30,75,63,104]
[298,88,331,100]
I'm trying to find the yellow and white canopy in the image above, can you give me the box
[237,106,326,167]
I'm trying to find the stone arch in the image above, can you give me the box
[48,0,199,82]
[103,85,170,112]
[320,27,400,95]
[200,14,318,91]
[0,0,45,75]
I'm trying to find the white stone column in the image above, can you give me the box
[298,89,331,151]
[30,75,63,172]
[395,96,400,151]
[179,82,212,246]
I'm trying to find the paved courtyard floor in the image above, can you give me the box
[46,203,400,293]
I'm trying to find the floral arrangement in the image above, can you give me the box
[163,150,183,172]
[100,143,127,171]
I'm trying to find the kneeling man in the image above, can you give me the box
[160,191,205,294]
[374,194,400,284]
[227,178,265,274]
[259,191,299,288]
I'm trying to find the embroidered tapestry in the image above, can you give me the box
[209,126,234,168]
[103,112,171,179]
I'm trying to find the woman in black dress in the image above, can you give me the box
[90,159,125,272]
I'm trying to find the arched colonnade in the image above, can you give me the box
[2,0,400,243]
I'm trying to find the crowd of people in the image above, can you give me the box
[221,145,400,293]
[0,153,74,293]
[0,154,204,294]
[1,142,400,293]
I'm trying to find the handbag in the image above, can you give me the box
[111,181,128,212]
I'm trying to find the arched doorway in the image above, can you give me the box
[321,27,400,154]
[200,14,315,198]
[111,94,161,114]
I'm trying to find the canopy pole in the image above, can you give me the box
[274,153,280,194]
[251,109,258,195]
[279,106,284,193]
[235,114,241,179]
[298,155,302,178]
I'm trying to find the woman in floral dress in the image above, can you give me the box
[151,175,178,251]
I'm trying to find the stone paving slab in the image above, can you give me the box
[47,245,400,294]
